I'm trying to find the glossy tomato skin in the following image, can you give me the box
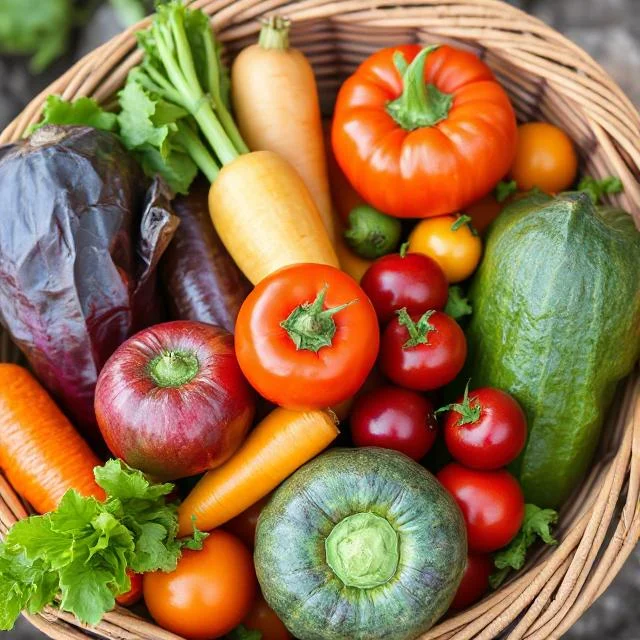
[437,464,524,553]
[332,45,517,218]
[510,122,578,193]
[115,570,143,607]
[235,264,379,408]
[243,595,292,640]
[360,252,448,325]
[224,495,270,549]
[380,312,466,391]
[144,530,256,640]
[95,321,255,481]
[449,553,494,610]
[443,387,527,469]
[408,216,482,283]
[350,386,437,460]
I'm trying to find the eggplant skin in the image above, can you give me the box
[161,179,252,333]
[0,125,177,446]
[255,447,467,640]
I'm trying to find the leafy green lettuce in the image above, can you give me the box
[0,460,205,630]
[490,504,558,588]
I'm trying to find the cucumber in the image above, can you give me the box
[466,191,640,507]
[254,447,466,640]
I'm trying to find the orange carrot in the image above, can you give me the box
[0,364,104,513]
[178,408,339,535]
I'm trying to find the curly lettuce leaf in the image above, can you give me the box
[32,96,118,134]
[0,460,205,630]
[490,504,558,588]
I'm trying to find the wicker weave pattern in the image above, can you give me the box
[0,1,638,639]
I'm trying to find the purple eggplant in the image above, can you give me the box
[161,179,252,332]
[0,125,178,447]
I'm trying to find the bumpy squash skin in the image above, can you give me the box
[466,191,640,508]
[254,447,467,640]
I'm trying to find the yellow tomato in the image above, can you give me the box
[408,215,482,283]
[510,122,578,193]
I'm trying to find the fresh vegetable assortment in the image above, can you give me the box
[0,3,638,639]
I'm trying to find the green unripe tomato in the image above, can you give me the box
[344,205,402,259]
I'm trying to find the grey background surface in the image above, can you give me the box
[0,0,638,638]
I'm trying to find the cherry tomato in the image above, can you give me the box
[144,530,256,639]
[437,463,524,553]
[408,215,482,283]
[235,263,379,409]
[449,553,494,610]
[360,250,448,325]
[225,495,270,549]
[441,386,527,469]
[510,122,578,193]
[350,386,438,460]
[115,570,143,607]
[380,309,466,391]
[243,595,292,640]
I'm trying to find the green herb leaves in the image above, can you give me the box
[577,176,624,204]
[33,96,118,134]
[489,504,558,588]
[444,286,472,320]
[0,460,205,630]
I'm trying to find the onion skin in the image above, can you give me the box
[161,180,252,333]
[95,321,255,480]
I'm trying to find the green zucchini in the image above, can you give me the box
[466,191,640,507]
[254,447,467,640]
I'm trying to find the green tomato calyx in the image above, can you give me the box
[436,381,481,426]
[148,350,200,388]
[325,512,399,589]
[397,307,436,349]
[281,285,356,353]
[386,46,453,130]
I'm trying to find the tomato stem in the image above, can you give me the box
[399,241,409,258]
[280,285,357,353]
[148,350,200,388]
[386,47,453,130]
[436,381,481,425]
[259,15,291,50]
[397,308,436,349]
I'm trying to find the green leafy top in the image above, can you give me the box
[576,176,624,204]
[0,460,205,631]
[489,504,558,588]
[31,96,118,134]
[444,286,472,321]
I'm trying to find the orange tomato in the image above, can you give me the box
[225,495,271,548]
[243,595,292,640]
[115,570,143,607]
[235,263,379,409]
[408,215,482,283]
[143,530,256,639]
[510,122,578,193]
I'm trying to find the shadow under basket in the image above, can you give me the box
[1,1,639,639]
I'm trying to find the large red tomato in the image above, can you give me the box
[332,44,517,218]
[235,263,379,408]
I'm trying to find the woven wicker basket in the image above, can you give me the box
[1,1,639,639]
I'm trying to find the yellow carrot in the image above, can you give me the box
[209,151,339,284]
[178,407,338,535]
[231,17,335,242]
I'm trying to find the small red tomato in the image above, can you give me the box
[440,386,527,469]
[224,495,271,549]
[243,595,292,640]
[450,553,494,610]
[380,309,466,391]
[116,570,143,607]
[360,250,448,325]
[437,463,524,552]
[350,386,437,460]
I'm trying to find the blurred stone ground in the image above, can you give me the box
[1,0,638,638]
